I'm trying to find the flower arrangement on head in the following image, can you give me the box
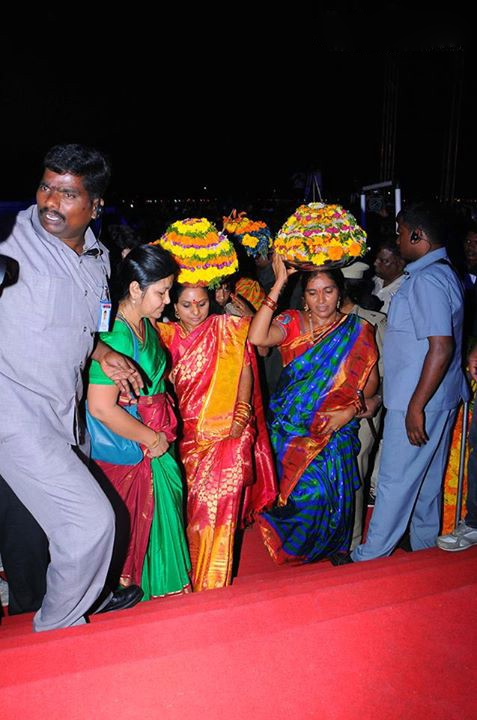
[274,202,367,269]
[223,209,273,260]
[151,217,238,288]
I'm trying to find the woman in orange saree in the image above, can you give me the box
[156,284,277,591]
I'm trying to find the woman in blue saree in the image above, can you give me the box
[248,255,379,564]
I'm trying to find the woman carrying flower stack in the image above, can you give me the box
[221,210,273,314]
[153,219,277,591]
[248,203,379,564]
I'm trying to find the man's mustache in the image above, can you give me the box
[39,207,66,222]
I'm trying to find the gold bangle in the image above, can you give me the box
[231,418,247,429]
[148,432,161,450]
[233,402,252,422]
[235,401,252,412]
[262,296,277,311]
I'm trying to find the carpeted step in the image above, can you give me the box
[2,547,476,720]
[2,569,476,715]
[3,545,475,640]
[3,526,475,645]
[3,545,471,638]
[2,546,476,652]
[3,581,475,720]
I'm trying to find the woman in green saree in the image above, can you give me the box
[87,245,191,599]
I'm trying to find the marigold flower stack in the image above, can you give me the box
[274,202,367,269]
[153,218,238,287]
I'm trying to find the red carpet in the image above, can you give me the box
[1,526,476,720]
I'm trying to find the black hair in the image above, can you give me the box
[108,224,144,253]
[344,278,384,312]
[300,267,346,300]
[43,143,111,199]
[397,202,446,247]
[169,282,209,304]
[376,237,402,258]
[165,282,220,319]
[465,222,477,237]
[116,245,177,301]
[230,238,259,280]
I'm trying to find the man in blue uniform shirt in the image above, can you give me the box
[334,202,469,563]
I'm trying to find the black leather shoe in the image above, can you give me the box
[97,584,144,614]
[397,533,413,552]
[329,551,354,566]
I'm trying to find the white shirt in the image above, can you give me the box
[373,274,406,314]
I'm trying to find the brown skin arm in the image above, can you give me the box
[248,253,297,347]
[228,294,268,356]
[229,293,255,317]
[87,383,168,458]
[405,336,454,446]
[229,362,253,439]
[256,345,270,358]
[92,340,144,397]
[355,365,381,419]
[325,364,380,432]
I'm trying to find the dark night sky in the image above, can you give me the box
[1,6,475,206]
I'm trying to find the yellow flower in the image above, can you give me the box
[242,233,259,248]
[311,252,328,265]
[172,218,212,236]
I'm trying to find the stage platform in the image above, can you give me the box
[1,525,476,719]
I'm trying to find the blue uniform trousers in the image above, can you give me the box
[352,408,456,561]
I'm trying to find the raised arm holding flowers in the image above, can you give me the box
[249,202,378,566]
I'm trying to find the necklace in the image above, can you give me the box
[308,310,341,345]
[117,310,144,342]
[178,319,190,336]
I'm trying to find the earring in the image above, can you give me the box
[304,302,309,312]
[337,299,341,309]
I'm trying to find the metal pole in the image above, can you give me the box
[360,193,366,229]
[394,185,401,217]
[455,400,469,528]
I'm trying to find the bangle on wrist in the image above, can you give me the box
[147,432,161,450]
[262,295,278,312]
[235,400,252,410]
[232,418,247,429]
[233,400,252,427]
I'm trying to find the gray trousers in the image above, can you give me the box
[0,425,115,631]
[352,408,456,561]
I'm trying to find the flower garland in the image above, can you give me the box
[274,202,367,268]
[152,218,238,287]
[223,210,273,259]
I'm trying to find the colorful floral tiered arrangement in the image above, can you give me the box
[223,210,273,259]
[152,218,238,287]
[274,202,367,269]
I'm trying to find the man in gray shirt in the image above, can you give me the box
[0,144,144,631]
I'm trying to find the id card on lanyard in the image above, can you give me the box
[98,279,111,332]
[98,299,112,331]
